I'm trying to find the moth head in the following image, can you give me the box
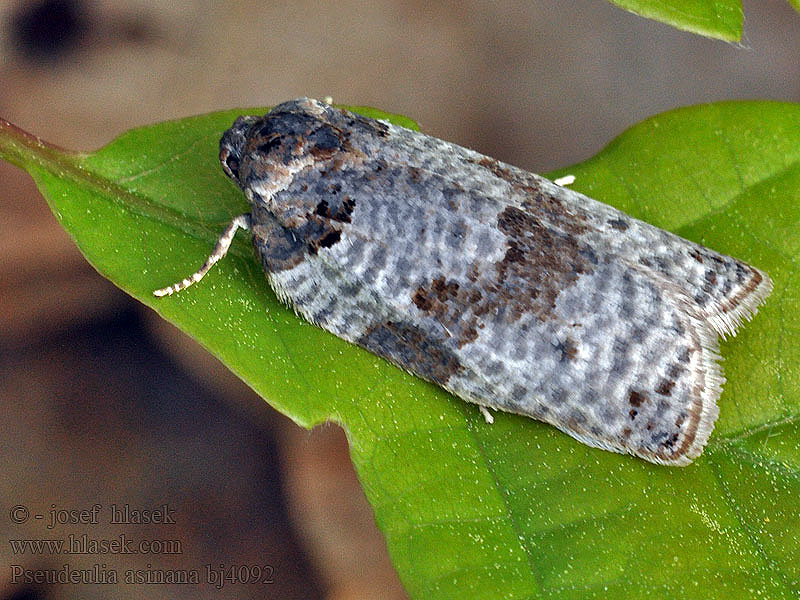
[219,115,258,184]
[219,99,350,195]
[220,100,388,231]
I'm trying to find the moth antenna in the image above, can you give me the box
[153,214,251,297]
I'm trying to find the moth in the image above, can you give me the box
[155,98,772,466]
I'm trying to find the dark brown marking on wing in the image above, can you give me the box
[357,319,463,385]
[628,390,646,407]
[473,156,514,180]
[494,205,592,321]
[554,337,578,362]
[410,192,596,348]
[412,277,480,348]
[656,380,675,396]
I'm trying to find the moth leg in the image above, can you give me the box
[479,406,495,424]
[153,214,251,297]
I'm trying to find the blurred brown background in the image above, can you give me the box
[0,1,798,598]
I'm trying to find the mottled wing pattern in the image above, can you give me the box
[235,99,770,465]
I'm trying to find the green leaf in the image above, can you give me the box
[606,0,743,40]
[2,101,797,599]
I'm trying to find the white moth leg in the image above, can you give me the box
[153,214,251,297]
[479,406,495,424]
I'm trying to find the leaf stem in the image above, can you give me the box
[0,116,228,250]
[0,117,80,171]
